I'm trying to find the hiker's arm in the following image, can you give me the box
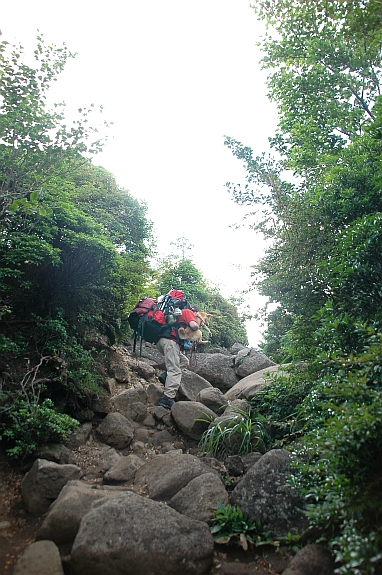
[188,321,199,330]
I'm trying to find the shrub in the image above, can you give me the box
[0,398,79,459]
[199,407,266,458]
[249,366,315,446]
[289,335,382,575]
[210,501,272,550]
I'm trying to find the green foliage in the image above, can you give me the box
[0,35,109,220]
[223,2,382,573]
[249,367,314,445]
[153,255,248,348]
[154,256,209,304]
[0,398,79,459]
[199,407,266,457]
[205,291,248,348]
[210,502,272,549]
[0,32,154,460]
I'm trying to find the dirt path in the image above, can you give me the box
[0,447,42,574]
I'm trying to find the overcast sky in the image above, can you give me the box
[2,1,279,345]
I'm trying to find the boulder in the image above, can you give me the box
[109,364,130,383]
[36,480,128,546]
[70,491,214,575]
[281,544,334,575]
[133,452,218,501]
[190,353,239,392]
[21,459,81,516]
[13,540,64,575]
[234,347,276,378]
[136,345,166,369]
[230,449,309,537]
[90,395,112,414]
[196,387,228,413]
[95,412,134,449]
[64,422,92,450]
[103,454,145,485]
[146,382,164,405]
[83,446,121,477]
[101,377,117,395]
[111,385,148,420]
[230,343,246,354]
[35,443,76,465]
[171,401,216,441]
[177,369,212,401]
[168,472,228,523]
[132,360,156,380]
[224,365,281,401]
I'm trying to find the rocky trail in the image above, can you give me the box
[0,342,334,575]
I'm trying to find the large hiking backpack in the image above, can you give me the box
[127,298,157,332]
[128,290,189,356]
[157,289,189,323]
[128,298,168,355]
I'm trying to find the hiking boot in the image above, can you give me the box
[158,395,174,409]
[158,371,167,384]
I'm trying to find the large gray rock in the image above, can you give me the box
[35,443,76,465]
[13,540,64,575]
[133,452,218,501]
[171,401,216,440]
[36,480,128,546]
[190,353,239,392]
[103,454,145,485]
[196,387,228,413]
[146,382,164,405]
[282,544,334,575]
[224,365,281,401]
[111,385,148,420]
[64,422,92,450]
[21,459,81,516]
[95,412,134,449]
[177,369,212,401]
[90,395,112,414]
[231,449,309,537]
[109,364,130,383]
[70,491,214,575]
[234,347,276,378]
[168,472,228,523]
[132,359,156,380]
[137,345,166,369]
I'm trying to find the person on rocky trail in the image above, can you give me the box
[156,306,199,409]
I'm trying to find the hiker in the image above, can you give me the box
[156,306,199,409]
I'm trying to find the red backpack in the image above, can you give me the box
[128,290,189,356]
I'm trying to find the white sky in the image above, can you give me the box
[1,0,279,346]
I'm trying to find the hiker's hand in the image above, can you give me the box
[189,321,199,331]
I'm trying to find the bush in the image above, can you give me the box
[0,398,79,459]
[210,501,272,549]
[249,366,315,446]
[199,407,266,457]
[288,335,382,575]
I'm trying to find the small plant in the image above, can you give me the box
[199,407,266,458]
[210,501,272,550]
[0,398,79,459]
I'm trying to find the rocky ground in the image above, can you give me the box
[0,344,303,575]
[0,442,296,575]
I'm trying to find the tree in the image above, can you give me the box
[153,256,248,348]
[224,2,382,571]
[252,0,382,176]
[0,34,110,219]
[0,34,154,456]
[225,0,382,358]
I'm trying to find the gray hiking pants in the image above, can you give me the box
[156,337,189,399]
